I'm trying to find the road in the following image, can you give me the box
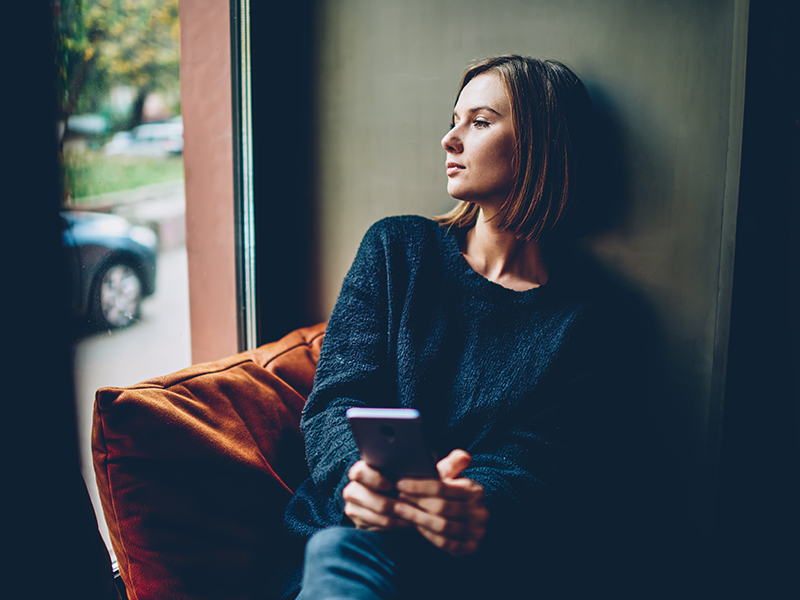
[74,246,192,556]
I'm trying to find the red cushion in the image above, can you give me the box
[92,323,325,600]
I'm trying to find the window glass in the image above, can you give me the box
[54,0,190,558]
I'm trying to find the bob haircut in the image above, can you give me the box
[437,55,596,242]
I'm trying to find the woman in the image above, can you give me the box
[277,55,646,599]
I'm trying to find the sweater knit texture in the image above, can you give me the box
[283,215,645,589]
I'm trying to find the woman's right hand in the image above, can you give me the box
[343,460,411,531]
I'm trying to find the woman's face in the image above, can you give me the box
[441,72,516,212]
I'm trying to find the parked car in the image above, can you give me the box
[104,117,183,157]
[61,210,158,329]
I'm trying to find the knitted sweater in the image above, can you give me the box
[284,216,643,562]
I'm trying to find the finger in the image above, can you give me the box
[343,481,396,515]
[394,499,487,540]
[397,493,485,522]
[398,495,469,520]
[345,501,409,530]
[348,460,394,493]
[393,502,486,557]
[393,500,473,540]
[343,482,409,530]
[396,477,484,501]
[436,449,472,480]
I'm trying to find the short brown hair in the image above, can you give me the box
[437,55,595,241]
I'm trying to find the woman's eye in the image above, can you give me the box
[473,119,490,128]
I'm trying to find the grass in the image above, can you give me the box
[62,149,184,204]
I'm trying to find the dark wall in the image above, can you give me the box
[10,3,118,598]
[714,0,800,596]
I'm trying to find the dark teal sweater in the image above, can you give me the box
[284,216,646,590]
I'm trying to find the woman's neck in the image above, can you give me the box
[461,209,549,291]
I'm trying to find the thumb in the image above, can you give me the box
[437,449,472,480]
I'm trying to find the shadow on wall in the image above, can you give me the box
[568,81,709,591]
[576,81,631,238]
[592,79,715,541]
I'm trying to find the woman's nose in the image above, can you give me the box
[441,127,462,153]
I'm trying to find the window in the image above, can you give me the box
[54,0,190,558]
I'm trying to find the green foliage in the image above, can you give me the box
[89,0,180,90]
[62,149,184,202]
[54,0,180,123]
[54,0,182,205]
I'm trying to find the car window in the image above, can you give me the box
[54,0,190,562]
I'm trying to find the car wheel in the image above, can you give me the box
[92,262,143,328]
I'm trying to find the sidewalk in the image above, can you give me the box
[71,180,186,251]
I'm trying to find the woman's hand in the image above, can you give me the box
[393,449,489,556]
[343,460,411,531]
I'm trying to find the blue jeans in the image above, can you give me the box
[296,526,481,600]
[296,527,402,600]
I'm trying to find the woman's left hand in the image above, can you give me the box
[392,449,489,556]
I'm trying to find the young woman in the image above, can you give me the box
[275,55,648,599]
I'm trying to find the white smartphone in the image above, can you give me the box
[346,407,439,480]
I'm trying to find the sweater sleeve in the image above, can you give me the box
[298,221,396,518]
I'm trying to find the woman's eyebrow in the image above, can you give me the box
[453,105,503,119]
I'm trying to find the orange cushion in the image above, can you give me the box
[92,323,325,600]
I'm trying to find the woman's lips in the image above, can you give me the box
[446,162,465,176]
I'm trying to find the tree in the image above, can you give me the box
[54,0,180,133]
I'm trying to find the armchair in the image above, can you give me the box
[92,323,325,600]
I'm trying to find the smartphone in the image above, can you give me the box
[346,407,439,481]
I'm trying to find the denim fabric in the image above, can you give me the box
[296,527,407,600]
[294,525,513,600]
